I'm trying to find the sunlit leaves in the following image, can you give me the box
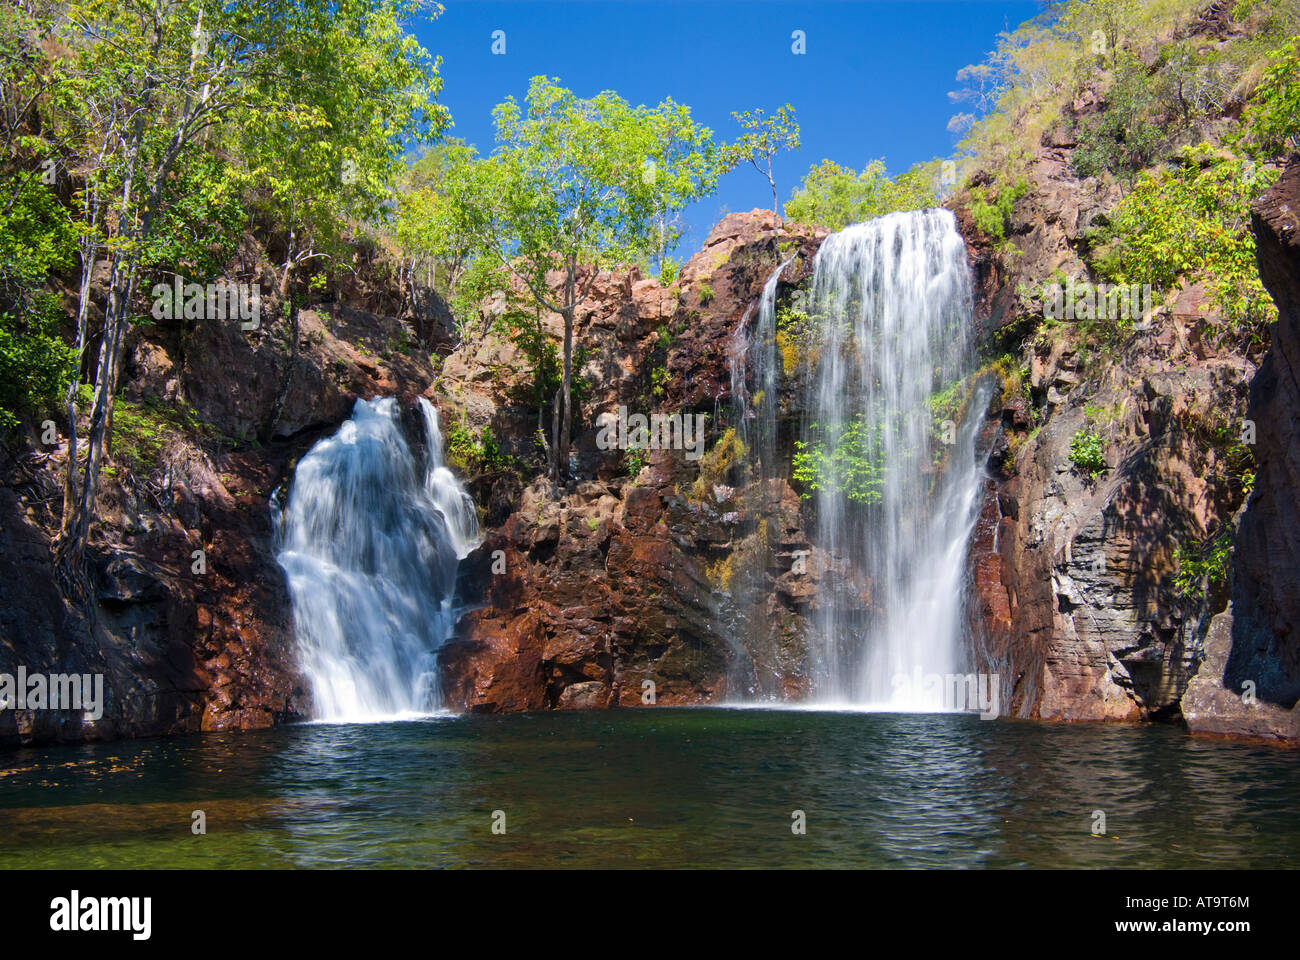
[785,159,936,231]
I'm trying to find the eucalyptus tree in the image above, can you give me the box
[448,76,725,481]
[726,104,800,230]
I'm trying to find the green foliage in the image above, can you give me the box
[1069,428,1107,480]
[393,138,482,321]
[698,284,715,305]
[1071,55,1170,179]
[968,178,1029,242]
[1243,38,1300,157]
[0,178,77,432]
[624,445,648,480]
[793,415,887,505]
[1173,531,1233,601]
[445,422,509,474]
[109,396,221,477]
[784,158,936,230]
[1092,144,1279,341]
[650,364,669,397]
[235,0,448,271]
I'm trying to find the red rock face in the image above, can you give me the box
[438,464,731,713]
[433,211,826,712]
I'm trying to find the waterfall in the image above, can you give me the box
[274,397,479,722]
[731,257,792,480]
[799,209,988,708]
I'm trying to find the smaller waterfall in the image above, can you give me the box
[731,257,792,480]
[275,397,479,722]
[419,399,481,560]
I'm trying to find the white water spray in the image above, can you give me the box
[275,397,479,722]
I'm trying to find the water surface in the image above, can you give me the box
[1,709,1296,869]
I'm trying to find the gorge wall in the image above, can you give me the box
[3,159,1298,746]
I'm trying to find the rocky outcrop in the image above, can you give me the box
[1181,157,1300,742]
[436,212,825,711]
[957,125,1265,729]
[971,329,1255,722]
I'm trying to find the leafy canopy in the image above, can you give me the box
[454,75,725,301]
[784,159,936,231]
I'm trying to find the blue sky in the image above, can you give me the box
[412,0,1045,260]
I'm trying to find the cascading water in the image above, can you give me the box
[801,208,988,708]
[274,397,479,722]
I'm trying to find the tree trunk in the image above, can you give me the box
[264,235,300,444]
[60,106,149,574]
[58,232,97,544]
[550,386,561,485]
[558,257,576,482]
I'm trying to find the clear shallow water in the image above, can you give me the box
[1,709,1297,869]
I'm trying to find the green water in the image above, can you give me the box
[1,708,1296,869]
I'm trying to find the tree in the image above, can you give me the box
[448,76,725,482]
[726,104,800,229]
[1243,37,1300,157]
[232,0,448,441]
[785,158,936,230]
[1060,0,1140,66]
[40,0,447,584]
[393,139,481,338]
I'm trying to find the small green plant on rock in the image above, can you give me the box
[446,422,509,473]
[624,445,648,480]
[1069,428,1107,482]
[689,428,745,501]
[1173,531,1233,603]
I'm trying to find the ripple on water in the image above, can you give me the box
[1,709,1297,868]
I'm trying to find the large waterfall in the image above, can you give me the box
[803,209,987,708]
[274,397,479,722]
[717,209,992,709]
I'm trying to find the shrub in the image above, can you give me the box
[1071,56,1169,180]
[968,177,1029,242]
[1243,38,1300,157]
[1091,145,1279,343]
[624,445,647,480]
[1173,531,1233,602]
[1069,428,1107,481]
[793,415,888,504]
[446,422,509,473]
